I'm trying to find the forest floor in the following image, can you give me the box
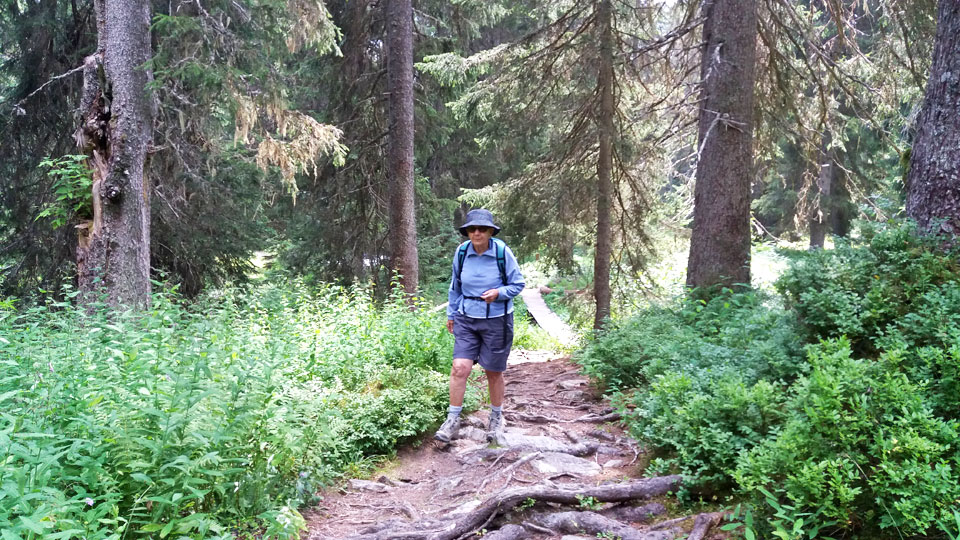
[303,349,727,540]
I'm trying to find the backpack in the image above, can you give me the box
[455,238,507,289]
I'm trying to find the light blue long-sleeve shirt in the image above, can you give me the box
[447,239,525,319]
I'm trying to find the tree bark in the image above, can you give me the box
[386,0,419,297]
[809,130,833,249]
[76,0,153,308]
[906,0,960,236]
[594,0,614,329]
[685,0,757,292]
[831,167,851,238]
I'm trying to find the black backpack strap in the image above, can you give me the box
[455,241,470,288]
[493,239,509,317]
[495,240,507,285]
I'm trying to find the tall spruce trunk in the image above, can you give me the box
[76,0,153,308]
[686,0,757,292]
[809,130,833,249]
[906,0,960,236]
[594,0,614,329]
[386,0,419,297]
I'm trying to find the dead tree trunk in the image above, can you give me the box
[685,0,757,292]
[386,0,419,297]
[594,0,614,329]
[906,0,960,237]
[76,0,153,308]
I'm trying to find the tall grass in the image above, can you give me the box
[0,280,459,539]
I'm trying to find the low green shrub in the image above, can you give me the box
[578,290,804,484]
[578,290,804,392]
[0,281,462,539]
[581,221,960,538]
[626,373,787,486]
[776,221,960,354]
[576,304,699,390]
[736,339,960,537]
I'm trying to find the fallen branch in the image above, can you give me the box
[347,475,683,540]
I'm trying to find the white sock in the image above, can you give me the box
[447,405,462,420]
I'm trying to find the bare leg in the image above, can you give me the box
[485,370,504,408]
[449,358,473,407]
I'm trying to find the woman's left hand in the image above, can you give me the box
[481,288,499,303]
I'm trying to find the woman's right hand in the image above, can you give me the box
[447,319,454,334]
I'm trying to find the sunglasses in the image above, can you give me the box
[466,226,491,233]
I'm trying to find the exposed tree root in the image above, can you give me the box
[460,439,599,464]
[477,452,542,493]
[601,502,667,523]
[531,511,681,540]
[503,412,554,424]
[574,411,622,423]
[347,476,682,540]
[688,511,724,540]
[646,511,725,537]
[469,523,528,540]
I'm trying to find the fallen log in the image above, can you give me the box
[347,475,683,540]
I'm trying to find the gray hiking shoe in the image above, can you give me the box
[486,413,505,443]
[434,416,461,443]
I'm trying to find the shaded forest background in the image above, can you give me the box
[0,0,943,311]
[2,1,960,538]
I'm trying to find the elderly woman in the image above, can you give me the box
[434,209,525,443]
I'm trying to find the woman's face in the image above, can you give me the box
[467,226,493,250]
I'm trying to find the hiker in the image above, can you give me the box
[435,209,525,443]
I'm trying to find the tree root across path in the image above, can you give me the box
[347,476,683,540]
[307,356,727,540]
[530,511,681,539]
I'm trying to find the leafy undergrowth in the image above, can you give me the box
[0,281,481,539]
[578,221,960,539]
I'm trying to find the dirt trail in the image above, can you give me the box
[304,350,722,540]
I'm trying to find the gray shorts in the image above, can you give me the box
[452,313,514,372]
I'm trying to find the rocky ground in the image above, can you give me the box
[304,351,726,540]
